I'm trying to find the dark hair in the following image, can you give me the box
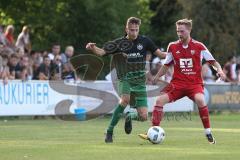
[126,17,141,26]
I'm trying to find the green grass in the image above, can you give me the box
[0,114,240,160]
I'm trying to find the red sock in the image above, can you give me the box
[198,106,210,129]
[151,106,164,126]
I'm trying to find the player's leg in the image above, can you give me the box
[124,83,147,134]
[138,93,169,140]
[193,93,216,144]
[139,84,181,140]
[105,81,130,143]
[151,83,176,126]
[151,93,170,126]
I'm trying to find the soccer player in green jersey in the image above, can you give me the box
[86,17,166,143]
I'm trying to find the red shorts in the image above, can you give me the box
[161,83,204,102]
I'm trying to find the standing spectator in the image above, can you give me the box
[4,25,16,50]
[223,55,237,83]
[61,45,74,64]
[236,56,240,83]
[16,26,31,54]
[0,25,7,47]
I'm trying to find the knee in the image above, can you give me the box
[155,94,169,106]
[156,98,164,106]
[195,99,205,108]
[119,97,130,107]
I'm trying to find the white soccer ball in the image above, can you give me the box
[147,126,165,144]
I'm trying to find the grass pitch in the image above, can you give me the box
[0,113,239,160]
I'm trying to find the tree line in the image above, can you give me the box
[1,0,239,64]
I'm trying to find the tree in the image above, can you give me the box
[148,0,240,63]
[0,0,146,52]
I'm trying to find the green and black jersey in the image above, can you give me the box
[106,35,158,83]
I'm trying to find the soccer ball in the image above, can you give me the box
[147,126,165,144]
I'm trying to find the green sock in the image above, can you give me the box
[107,104,125,133]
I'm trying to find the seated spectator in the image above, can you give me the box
[0,55,14,84]
[19,55,33,81]
[37,55,51,80]
[61,45,74,64]
[8,53,21,79]
[31,51,43,80]
[51,55,62,80]
[62,63,77,82]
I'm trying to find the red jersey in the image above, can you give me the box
[164,39,215,88]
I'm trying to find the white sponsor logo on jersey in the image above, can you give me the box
[180,58,193,68]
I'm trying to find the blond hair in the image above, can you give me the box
[126,17,141,26]
[176,18,192,30]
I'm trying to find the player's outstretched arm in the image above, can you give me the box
[154,49,167,59]
[153,65,169,84]
[86,42,106,56]
[211,61,226,81]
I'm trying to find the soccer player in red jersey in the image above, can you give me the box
[139,18,226,144]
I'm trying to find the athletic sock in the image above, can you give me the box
[151,105,163,126]
[198,106,211,129]
[107,104,125,133]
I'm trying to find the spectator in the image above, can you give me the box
[61,45,74,64]
[62,62,77,82]
[0,55,14,84]
[51,55,63,80]
[48,44,61,60]
[30,50,43,80]
[37,55,51,80]
[16,26,31,54]
[223,55,237,83]
[4,25,16,50]
[0,25,13,55]
[8,53,21,79]
[0,25,7,47]
[236,56,240,83]
[202,61,216,82]
[18,55,32,81]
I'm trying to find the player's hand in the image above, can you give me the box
[86,42,96,51]
[216,70,226,81]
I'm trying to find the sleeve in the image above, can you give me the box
[146,37,158,53]
[200,43,216,65]
[164,43,174,66]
